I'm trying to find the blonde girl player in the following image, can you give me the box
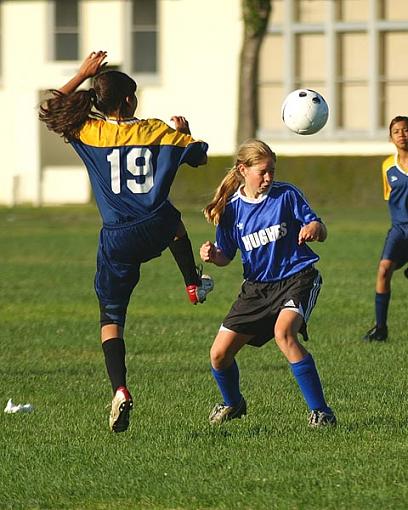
[364,116,408,341]
[39,51,213,432]
[200,139,336,427]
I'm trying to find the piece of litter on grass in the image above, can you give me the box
[4,399,34,414]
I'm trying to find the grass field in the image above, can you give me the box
[1,205,408,510]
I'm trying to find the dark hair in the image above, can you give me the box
[39,70,137,141]
[389,115,408,135]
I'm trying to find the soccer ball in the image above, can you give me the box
[281,89,329,135]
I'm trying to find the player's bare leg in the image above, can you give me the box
[274,310,307,363]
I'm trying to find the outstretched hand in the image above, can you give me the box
[58,51,108,95]
[78,51,108,80]
[171,116,191,135]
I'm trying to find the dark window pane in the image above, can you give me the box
[55,0,78,28]
[132,0,156,26]
[132,31,157,73]
[55,33,78,60]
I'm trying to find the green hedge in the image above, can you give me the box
[171,155,388,209]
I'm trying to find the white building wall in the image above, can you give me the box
[82,1,123,61]
[0,0,243,206]
[0,1,46,206]
[138,0,242,155]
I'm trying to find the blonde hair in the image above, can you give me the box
[204,139,277,225]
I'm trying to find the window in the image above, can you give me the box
[258,0,408,139]
[336,0,369,22]
[53,0,79,61]
[130,0,158,74]
[337,32,369,129]
[380,0,408,21]
[259,35,284,131]
[295,33,326,90]
[295,0,326,23]
[380,31,408,123]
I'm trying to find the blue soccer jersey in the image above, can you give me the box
[71,117,208,226]
[215,182,321,282]
[382,154,408,225]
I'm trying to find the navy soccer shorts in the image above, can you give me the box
[95,207,181,327]
[381,224,408,269]
[220,266,322,347]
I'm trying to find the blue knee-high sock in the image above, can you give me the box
[375,292,390,328]
[211,360,242,407]
[290,354,331,413]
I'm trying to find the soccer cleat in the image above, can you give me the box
[308,409,337,428]
[109,386,133,433]
[363,325,388,342]
[186,267,214,304]
[209,397,247,425]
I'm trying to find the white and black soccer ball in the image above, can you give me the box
[281,89,329,135]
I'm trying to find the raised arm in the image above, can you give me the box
[200,241,231,267]
[58,51,107,95]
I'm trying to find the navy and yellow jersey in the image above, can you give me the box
[382,154,408,225]
[70,117,208,226]
[215,182,320,282]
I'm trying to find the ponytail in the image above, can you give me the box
[39,88,96,141]
[203,166,243,225]
[39,71,137,141]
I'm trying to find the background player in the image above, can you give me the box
[39,50,213,432]
[199,139,336,428]
[364,115,408,341]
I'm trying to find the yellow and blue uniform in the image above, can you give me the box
[380,154,408,268]
[71,116,207,226]
[71,116,208,325]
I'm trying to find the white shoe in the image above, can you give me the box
[308,409,337,428]
[209,398,247,425]
[109,386,133,433]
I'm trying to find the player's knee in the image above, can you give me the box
[378,262,393,281]
[210,345,228,370]
[99,302,127,328]
[274,326,298,347]
[274,325,288,344]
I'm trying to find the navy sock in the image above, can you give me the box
[102,337,127,393]
[168,234,200,286]
[375,292,390,328]
[290,354,330,413]
[211,360,242,407]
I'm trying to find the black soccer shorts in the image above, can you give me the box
[220,266,322,347]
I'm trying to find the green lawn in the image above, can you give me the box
[1,205,407,510]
